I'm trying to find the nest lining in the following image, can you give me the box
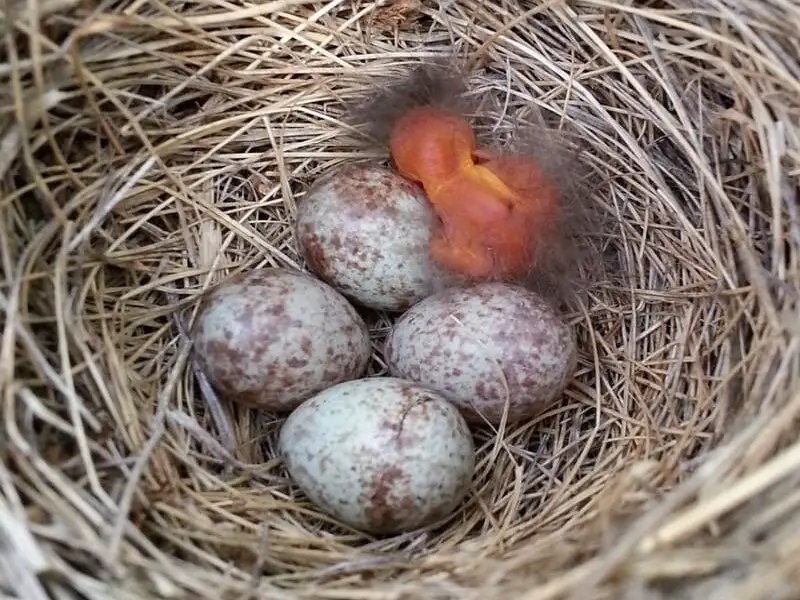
[1,1,799,599]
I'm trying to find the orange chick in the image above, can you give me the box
[389,105,560,280]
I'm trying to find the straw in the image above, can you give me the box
[1,0,798,598]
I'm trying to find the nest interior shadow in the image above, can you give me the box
[2,1,799,600]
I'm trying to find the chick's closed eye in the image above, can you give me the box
[389,105,475,185]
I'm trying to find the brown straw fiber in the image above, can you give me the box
[2,1,800,599]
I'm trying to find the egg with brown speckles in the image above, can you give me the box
[278,377,475,535]
[191,267,371,412]
[295,164,452,312]
[384,282,577,426]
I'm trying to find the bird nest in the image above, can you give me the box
[2,1,799,599]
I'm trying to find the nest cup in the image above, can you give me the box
[2,2,799,599]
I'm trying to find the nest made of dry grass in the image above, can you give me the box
[2,1,800,599]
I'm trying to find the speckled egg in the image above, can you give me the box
[191,267,371,412]
[384,282,577,426]
[278,377,475,535]
[295,164,450,312]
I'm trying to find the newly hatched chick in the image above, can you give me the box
[346,56,612,305]
[389,103,561,279]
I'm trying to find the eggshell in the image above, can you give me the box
[295,164,450,312]
[191,267,371,412]
[278,377,475,535]
[384,282,577,426]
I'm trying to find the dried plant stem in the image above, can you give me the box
[1,1,799,599]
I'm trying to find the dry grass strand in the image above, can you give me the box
[1,0,799,599]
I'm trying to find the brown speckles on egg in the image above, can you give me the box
[298,232,334,282]
[384,283,577,426]
[362,466,408,533]
[295,164,455,312]
[192,267,371,412]
[269,303,287,317]
[278,377,475,535]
